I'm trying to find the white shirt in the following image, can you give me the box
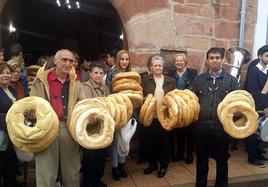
[256,62,268,75]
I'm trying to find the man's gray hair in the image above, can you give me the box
[150,55,165,66]
[54,49,73,62]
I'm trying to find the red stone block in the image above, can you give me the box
[220,7,240,21]
[174,14,214,36]
[117,0,168,22]
[183,36,210,50]
[174,4,215,18]
[186,51,206,70]
[247,0,257,8]
[186,0,208,4]
[244,24,255,41]
[174,4,200,15]
[212,0,240,7]
[210,39,229,49]
[215,21,239,39]
[173,0,186,4]
[129,52,159,67]
[246,7,257,24]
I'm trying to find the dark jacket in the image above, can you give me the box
[0,86,17,131]
[170,68,198,89]
[244,65,268,110]
[141,74,176,96]
[190,69,239,125]
[105,68,119,92]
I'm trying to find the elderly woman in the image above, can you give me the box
[82,61,110,187]
[105,50,131,181]
[0,62,17,187]
[169,53,198,164]
[141,55,176,178]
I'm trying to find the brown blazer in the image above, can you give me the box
[141,74,176,96]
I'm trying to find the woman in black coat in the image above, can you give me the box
[0,62,17,187]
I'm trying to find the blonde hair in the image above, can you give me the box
[173,53,187,64]
[114,50,131,72]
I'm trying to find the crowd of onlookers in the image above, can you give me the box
[0,43,268,187]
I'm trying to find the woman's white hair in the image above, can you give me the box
[150,55,165,66]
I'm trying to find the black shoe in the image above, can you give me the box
[248,159,264,166]
[259,148,266,154]
[259,155,268,161]
[112,167,121,181]
[185,154,193,164]
[171,155,183,162]
[98,180,107,187]
[118,163,128,177]
[144,165,158,174]
[158,168,166,178]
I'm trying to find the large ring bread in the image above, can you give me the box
[139,94,156,127]
[108,94,128,129]
[157,95,178,131]
[75,107,115,149]
[112,72,141,84]
[219,101,258,139]
[112,82,143,93]
[69,98,107,140]
[217,90,258,138]
[6,96,59,153]
[121,92,143,109]
[112,78,140,89]
[143,96,157,127]
[70,99,115,149]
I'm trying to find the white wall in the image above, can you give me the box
[253,0,268,58]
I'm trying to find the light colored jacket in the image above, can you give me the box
[30,67,86,129]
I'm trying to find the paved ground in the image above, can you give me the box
[19,146,268,187]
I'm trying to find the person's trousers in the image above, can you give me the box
[35,121,80,187]
[137,124,149,161]
[82,148,107,187]
[169,126,194,158]
[146,119,170,169]
[194,126,229,187]
[109,140,126,167]
[246,133,262,161]
[0,144,17,187]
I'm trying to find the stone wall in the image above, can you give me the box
[0,0,258,73]
[110,0,257,73]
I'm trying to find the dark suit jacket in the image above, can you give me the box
[141,74,176,96]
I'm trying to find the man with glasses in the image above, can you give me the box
[191,47,239,187]
[30,49,86,187]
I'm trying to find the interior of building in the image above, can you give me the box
[0,0,125,65]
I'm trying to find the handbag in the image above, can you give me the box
[14,146,35,162]
[116,118,137,156]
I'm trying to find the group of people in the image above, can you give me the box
[0,44,268,187]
